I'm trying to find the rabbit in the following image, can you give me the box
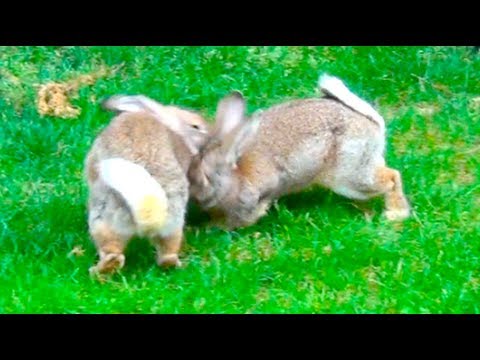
[187,74,410,230]
[85,95,209,276]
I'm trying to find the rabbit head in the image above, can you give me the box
[188,91,259,210]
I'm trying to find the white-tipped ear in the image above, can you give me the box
[214,91,246,137]
[224,117,260,165]
[103,95,183,133]
[102,95,153,113]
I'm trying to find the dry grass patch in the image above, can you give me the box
[36,64,121,119]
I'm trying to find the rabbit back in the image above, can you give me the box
[86,111,190,237]
[242,98,385,199]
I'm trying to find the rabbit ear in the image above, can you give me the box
[103,95,183,133]
[103,95,206,155]
[222,117,260,166]
[102,95,150,113]
[213,91,246,137]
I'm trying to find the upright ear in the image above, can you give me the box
[213,91,246,137]
[222,116,260,166]
[102,94,205,155]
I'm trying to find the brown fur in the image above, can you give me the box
[88,221,128,275]
[151,228,184,268]
[189,86,410,230]
[86,153,99,182]
[90,221,127,255]
[377,167,410,220]
[86,97,209,276]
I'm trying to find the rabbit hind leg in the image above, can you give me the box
[150,228,183,268]
[325,165,410,221]
[88,220,131,275]
[87,190,134,276]
[376,166,410,221]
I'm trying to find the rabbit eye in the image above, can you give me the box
[191,124,200,129]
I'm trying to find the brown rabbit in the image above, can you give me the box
[188,74,410,229]
[85,95,209,275]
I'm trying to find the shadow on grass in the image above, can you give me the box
[185,186,387,234]
[120,237,171,276]
[276,188,350,212]
[264,188,384,222]
[185,201,211,228]
[85,188,387,276]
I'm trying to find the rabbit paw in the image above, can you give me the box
[157,254,182,269]
[89,253,125,276]
[384,208,410,221]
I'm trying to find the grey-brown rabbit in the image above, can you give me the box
[188,74,410,229]
[85,95,209,275]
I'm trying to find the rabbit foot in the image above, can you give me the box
[89,253,125,276]
[157,254,182,269]
[383,208,410,221]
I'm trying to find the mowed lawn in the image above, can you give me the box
[0,46,479,313]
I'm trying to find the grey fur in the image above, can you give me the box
[188,77,410,229]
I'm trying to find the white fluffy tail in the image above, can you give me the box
[99,158,168,233]
[318,74,385,131]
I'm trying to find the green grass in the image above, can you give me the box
[0,46,479,313]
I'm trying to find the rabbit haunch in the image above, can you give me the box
[85,96,209,275]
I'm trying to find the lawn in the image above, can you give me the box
[0,46,479,313]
